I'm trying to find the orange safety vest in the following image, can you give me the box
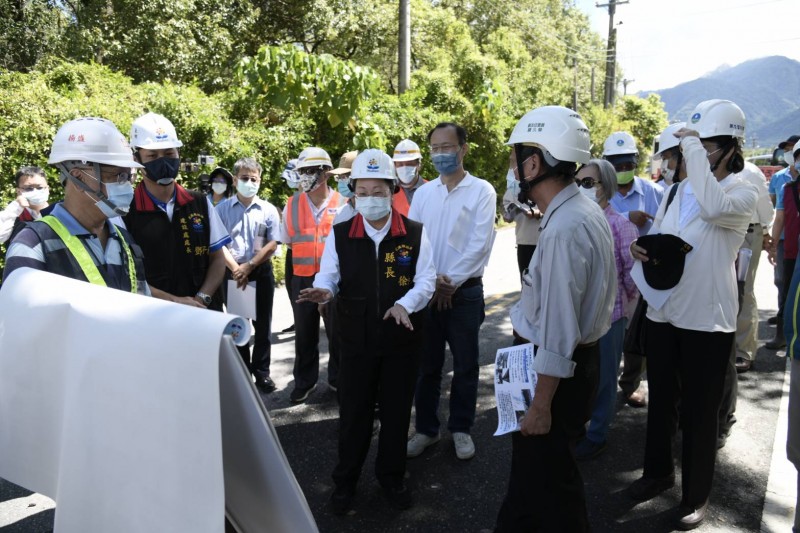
[285,190,342,276]
[393,180,427,217]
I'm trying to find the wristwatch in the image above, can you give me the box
[196,292,213,306]
[248,259,256,268]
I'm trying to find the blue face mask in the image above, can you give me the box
[95,181,135,218]
[432,150,461,175]
[506,169,520,196]
[337,177,354,198]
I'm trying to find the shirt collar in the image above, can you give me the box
[435,172,474,190]
[232,195,264,210]
[540,182,580,230]
[619,176,643,198]
[134,182,194,212]
[51,203,118,237]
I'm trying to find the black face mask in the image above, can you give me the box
[143,157,181,185]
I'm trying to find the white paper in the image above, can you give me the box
[0,268,315,533]
[493,343,538,436]
[227,279,257,320]
[631,261,674,311]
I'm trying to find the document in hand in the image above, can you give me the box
[493,343,537,436]
[0,268,317,533]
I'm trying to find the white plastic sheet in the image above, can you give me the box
[0,268,317,533]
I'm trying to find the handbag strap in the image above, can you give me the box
[664,183,679,216]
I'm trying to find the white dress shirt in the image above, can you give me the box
[313,214,436,313]
[510,183,616,379]
[407,172,496,287]
[644,136,758,333]
[0,201,38,244]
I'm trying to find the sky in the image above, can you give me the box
[574,0,800,92]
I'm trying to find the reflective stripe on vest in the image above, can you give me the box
[285,191,342,276]
[40,216,138,293]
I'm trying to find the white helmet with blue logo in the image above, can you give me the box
[602,131,638,157]
[350,149,396,186]
[688,99,745,140]
[130,112,184,150]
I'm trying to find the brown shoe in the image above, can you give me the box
[676,500,708,530]
[626,387,647,408]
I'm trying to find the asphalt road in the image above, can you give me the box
[0,226,794,532]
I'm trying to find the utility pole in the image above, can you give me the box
[398,0,410,94]
[622,78,635,96]
[597,0,628,108]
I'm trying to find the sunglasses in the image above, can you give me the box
[575,177,598,189]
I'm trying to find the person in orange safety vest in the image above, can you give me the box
[392,139,427,218]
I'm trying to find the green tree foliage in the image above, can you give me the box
[0,0,65,72]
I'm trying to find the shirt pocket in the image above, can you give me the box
[447,205,473,254]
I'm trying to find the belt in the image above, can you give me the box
[458,277,482,290]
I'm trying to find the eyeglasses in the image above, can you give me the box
[19,185,48,192]
[429,144,460,154]
[575,177,598,189]
[299,166,326,176]
[237,176,260,183]
[80,167,133,184]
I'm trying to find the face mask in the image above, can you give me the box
[236,179,259,198]
[23,188,49,206]
[337,178,354,198]
[142,157,181,185]
[356,196,391,221]
[579,186,598,202]
[616,170,635,185]
[95,181,135,218]
[432,150,460,175]
[396,166,418,185]
[211,182,227,195]
[299,172,322,193]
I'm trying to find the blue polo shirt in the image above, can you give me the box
[609,176,664,236]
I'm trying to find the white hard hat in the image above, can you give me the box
[656,122,686,155]
[48,117,144,180]
[350,149,396,185]
[786,143,800,165]
[506,106,591,165]
[688,99,745,139]
[130,112,183,150]
[393,139,422,162]
[296,147,333,169]
[603,131,638,157]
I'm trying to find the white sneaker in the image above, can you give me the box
[406,432,440,458]
[453,432,475,460]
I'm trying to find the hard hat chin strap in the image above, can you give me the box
[515,144,558,207]
[59,161,113,206]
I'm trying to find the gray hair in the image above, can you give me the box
[233,157,262,177]
[585,158,617,204]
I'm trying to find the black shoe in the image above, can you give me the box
[330,486,355,516]
[628,474,675,501]
[574,438,607,461]
[735,356,752,373]
[768,315,779,325]
[676,500,708,530]
[382,482,412,510]
[281,324,296,333]
[256,376,276,394]
[290,384,317,403]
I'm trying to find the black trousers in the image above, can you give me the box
[234,263,275,381]
[494,344,599,533]
[290,275,338,389]
[332,351,420,490]
[516,245,536,278]
[643,319,733,506]
[780,258,798,318]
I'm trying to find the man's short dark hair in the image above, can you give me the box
[427,122,468,146]
[14,166,46,187]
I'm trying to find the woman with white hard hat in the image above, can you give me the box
[628,99,757,530]
[298,149,435,515]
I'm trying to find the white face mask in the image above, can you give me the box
[356,196,392,221]
[211,182,227,195]
[236,179,259,198]
[579,186,598,202]
[396,165,418,185]
[23,188,49,206]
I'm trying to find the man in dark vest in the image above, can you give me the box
[124,112,230,309]
[298,149,435,516]
[3,117,148,295]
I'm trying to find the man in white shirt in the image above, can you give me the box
[405,122,496,461]
[0,166,51,244]
[494,106,615,533]
[299,149,435,515]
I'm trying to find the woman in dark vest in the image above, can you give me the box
[298,149,436,516]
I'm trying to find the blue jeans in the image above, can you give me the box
[414,283,485,436]
[586,317,626,444]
